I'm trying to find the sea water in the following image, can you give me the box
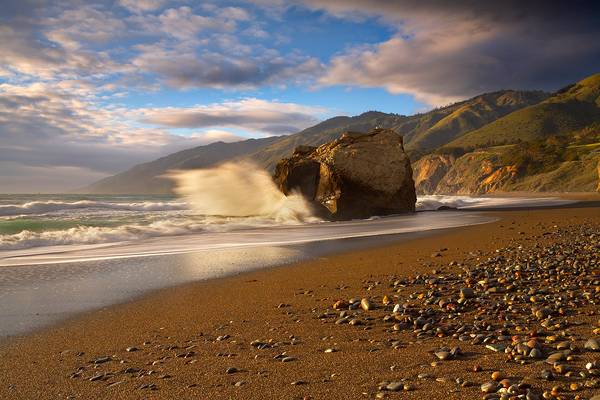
[0,192,573,253]
[0,188,574,337]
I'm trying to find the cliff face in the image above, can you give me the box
[413,154,454,194]
[413,151,599,195]
[274,128,416,220]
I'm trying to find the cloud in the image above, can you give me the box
[0,81,248,191]
[136,98,326,135]
[0,3,124,80]
[118,0,167,13]
[303,0,600,105]
[0,1,320,91]
[216,7,251,21]
[0,82,326,192]
[132,43,323,89]
[45,6,127,49]
[130,6,235,40]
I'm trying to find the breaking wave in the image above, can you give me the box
[168,162,317,223]
[0,200,187,217]
[0,215,293,250]
[416,195,572,211]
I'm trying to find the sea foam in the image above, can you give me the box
[168,162,318,223]
[0,199,187,217]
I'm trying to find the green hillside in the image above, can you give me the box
[406,90,548,152]
[447,73,600,149]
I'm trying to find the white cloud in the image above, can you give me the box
[217,7,251,21]
[0,81,326,192]
[119,0,167,13]
[135,98,327,135]
[131,40,323,89]
[0,82,239,187]
[305,0,600,106]
[154,6,234,39]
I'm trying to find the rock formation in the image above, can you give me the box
[413,149,599,195]
[412,154,455,194]
[273,128,416,220]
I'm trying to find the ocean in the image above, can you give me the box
[0,193,573,252]
[0,193,574,336]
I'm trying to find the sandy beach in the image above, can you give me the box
[0,203,599,400]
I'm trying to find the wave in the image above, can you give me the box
[169,162,317,223]
[0,200,188,217]
[416,195,572,211]
[0,215,304,250]
[416,195,488,211]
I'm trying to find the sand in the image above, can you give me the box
[0,205,598,400]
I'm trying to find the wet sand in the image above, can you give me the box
[0,204,598,400]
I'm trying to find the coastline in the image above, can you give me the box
[0,204,598,399]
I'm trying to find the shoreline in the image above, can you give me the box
[0,204,598,399]
[0,211,495,338]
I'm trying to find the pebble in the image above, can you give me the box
[92,356,111,364]
[89,373,106,382]
[545,352,564,364]
[481,381,499,393]
[360,298,373,311]
[491,371,504,381]
[584,338,600,351]
[386,382,403,391]
[540,370,554,381]
[529,348,543,359]
[434,350,451,360]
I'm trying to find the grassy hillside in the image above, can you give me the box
[447,73,600,149]
[406,91,548,152]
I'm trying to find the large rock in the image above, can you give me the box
[274,128,416,220]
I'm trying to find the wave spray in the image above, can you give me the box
[169,162,317,223]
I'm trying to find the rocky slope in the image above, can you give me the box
[413,148,599,194]
[412,73,600,194]
[274,129,416,220]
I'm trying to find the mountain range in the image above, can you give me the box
[82,73,600,195]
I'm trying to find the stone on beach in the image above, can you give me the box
[273,128,416,220]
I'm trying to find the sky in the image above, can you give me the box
[1,0,600,192]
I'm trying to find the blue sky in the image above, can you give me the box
[1,0,600,192]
